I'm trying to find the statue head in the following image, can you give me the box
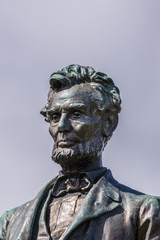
[41,64,121,174]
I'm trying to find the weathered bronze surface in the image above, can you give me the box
[0,64,160,239]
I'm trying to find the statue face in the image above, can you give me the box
[48,84,105,166]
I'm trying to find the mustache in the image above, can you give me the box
[57,138,80,143]
[55,133,81,145]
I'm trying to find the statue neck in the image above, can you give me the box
[59,155,102,176]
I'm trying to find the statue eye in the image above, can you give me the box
[71,111,82,119]
[51,113,60,122]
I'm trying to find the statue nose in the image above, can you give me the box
[58,113,71,132]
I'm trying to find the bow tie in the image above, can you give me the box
[52,173,93,197]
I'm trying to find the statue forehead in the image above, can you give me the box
[50,84,96,106]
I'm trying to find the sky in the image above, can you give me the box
[0,0,160,216]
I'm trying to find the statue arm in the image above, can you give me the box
[138,196,160,240]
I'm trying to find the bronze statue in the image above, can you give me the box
[0,64,160,240]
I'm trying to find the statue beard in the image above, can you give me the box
[51,140,104,166]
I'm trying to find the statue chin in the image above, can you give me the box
[52,144,103,166]
[52,148,75,164]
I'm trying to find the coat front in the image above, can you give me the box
[0,170,160,240]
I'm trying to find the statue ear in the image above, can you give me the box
[103,113,118,142]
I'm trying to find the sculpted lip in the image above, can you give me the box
[58,140,79,147]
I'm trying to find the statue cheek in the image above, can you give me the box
[74,123,93,140]
[49,125,56,138]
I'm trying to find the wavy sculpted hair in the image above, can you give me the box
[40,64,121,141]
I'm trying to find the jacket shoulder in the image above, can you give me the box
[118,181,159,203]
[106,169,159,205]
[0,202,30,240]
[0,176,58,239]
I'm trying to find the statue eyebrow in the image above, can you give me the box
[48,103,87,113]
[65,103,87,110]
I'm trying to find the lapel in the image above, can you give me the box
[9,177,57,240]
[60,170,121,240]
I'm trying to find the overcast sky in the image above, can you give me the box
[0,0,160,216]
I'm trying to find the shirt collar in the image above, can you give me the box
[52,167,107,197]
[59,167,107,184]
